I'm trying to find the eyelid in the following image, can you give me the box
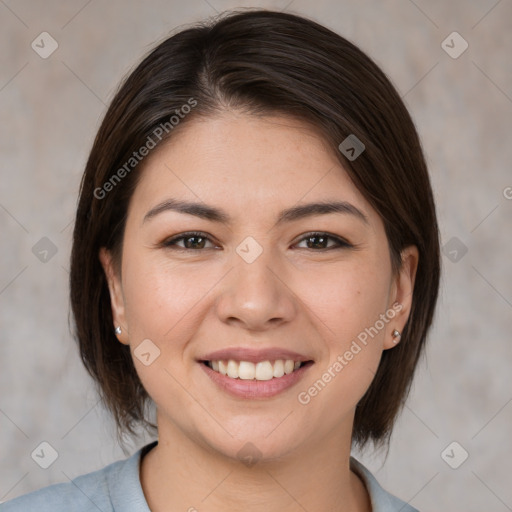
[293,231,353,249]
[161,231,219,250]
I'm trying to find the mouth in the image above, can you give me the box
[197,357,314,399]
[200,359,314,380]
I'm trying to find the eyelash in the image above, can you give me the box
[161,231,352,252]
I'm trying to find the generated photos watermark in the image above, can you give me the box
[297,302,403,405]
[94,97,197,200]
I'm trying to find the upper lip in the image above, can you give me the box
[198,347,313,364]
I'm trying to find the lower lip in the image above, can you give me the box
[198,361,314,399]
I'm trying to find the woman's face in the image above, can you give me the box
[101,112,417,462]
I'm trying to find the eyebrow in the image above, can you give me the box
[143,198,369,226]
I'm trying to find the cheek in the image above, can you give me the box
[119,253,217,411]
[124,264,206,339]
[301,257,391,342]
[297,259,391,401]
[120,249,227,372]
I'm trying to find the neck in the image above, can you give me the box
[139,419,371,512]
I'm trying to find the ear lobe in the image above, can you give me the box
[383,245,419,350]
[99,247,129,345]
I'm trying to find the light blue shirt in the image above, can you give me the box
[1,441,419,511]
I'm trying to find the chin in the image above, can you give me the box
[184,418,289,462]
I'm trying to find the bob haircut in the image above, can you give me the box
[70,9,440,450]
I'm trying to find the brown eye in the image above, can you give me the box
[295,232,351,250]
[163,232,217,250]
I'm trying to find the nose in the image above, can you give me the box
[214,246,297,332]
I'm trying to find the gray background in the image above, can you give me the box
[1,0,511,510]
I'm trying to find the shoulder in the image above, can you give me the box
[0,442,156,512]
[0,462,118,511]
[350,457,420,512]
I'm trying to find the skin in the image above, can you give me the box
[100,112,418,512]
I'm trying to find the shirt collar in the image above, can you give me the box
[350,456,418,511]
[108,440,156,511]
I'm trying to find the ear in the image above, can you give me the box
[99,247,129,345]
[383,245,419,350]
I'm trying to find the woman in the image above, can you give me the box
[2,9,440,512]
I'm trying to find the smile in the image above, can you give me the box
[202,359,308,380]
[199,359,314,399]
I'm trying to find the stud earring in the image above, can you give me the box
[392,329,401,342]
[115,326,122,335]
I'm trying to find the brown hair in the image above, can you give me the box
[70,9,440,450]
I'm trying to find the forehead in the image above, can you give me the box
[128,112,378,226]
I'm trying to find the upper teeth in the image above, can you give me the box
[208,359,302,380]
